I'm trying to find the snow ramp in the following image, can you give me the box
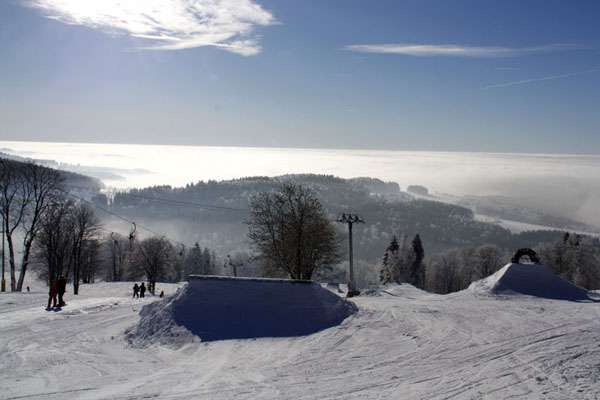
[128,276,357,345]
[468,263,591,301]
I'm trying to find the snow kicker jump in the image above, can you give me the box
[469,262,592,301]
[128,276,357,345]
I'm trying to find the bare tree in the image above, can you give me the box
[34,199,75,285]
[0,160,29,291]
[70,203,102,294]
[133,236,175,294]
[0,160,62,291]
[80,239,101,284]
[247,183,339,280]
[106,233,129,281]
[17,162,63,291]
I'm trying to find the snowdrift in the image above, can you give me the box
[468,263,591,301]
[128,276,357,346]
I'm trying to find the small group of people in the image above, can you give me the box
[47,276,68,310]
[132,282,165,299]
[132,282,147,298]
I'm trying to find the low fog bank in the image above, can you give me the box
[2,141,599,229]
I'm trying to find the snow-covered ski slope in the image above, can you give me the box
[1,277,600,399]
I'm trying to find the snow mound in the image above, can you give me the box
[128,276,357,346]
[468,263,591,301]
[362,283,430,298]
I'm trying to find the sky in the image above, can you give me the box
[0,0,599,153]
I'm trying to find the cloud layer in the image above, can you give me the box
[344,43,582,58]
[26,0,275,55]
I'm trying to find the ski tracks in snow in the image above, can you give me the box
[2,283,600,399]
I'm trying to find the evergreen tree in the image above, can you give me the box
[380,236,399,284]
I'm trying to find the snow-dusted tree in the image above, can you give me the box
[184,242,215,276]
[380,234,425,287]
[539,234,600,289]
[474,245,503,279]
[379,236,399,284]
[427,250,461,294]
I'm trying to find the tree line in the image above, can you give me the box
[4,160,598,295]
[375,232,600,294]
[0,158,220,293]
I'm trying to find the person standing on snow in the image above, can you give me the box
[132,283,139,298]
[57,276,67,307]
[46,279,58,310]
[139,282,146,298]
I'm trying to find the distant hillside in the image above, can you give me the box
[0,152,104,193]
[109,174,566,262]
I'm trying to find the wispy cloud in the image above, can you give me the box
[25,0,276,56]
[344,43,583,58]
[482,68,600,89]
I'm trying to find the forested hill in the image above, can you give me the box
[0,153,104,193]
[109,174,564,261]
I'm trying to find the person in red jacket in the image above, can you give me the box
[46,280,58,310]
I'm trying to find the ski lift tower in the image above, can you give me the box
[337,213,364,297]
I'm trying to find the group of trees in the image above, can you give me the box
[0,158,223,293]
[424,245,505,294]
[184,243,217,277]
[376,235,515,294]
[377,237,508,294]
[34,200,102,294]
[538,233,600,290]
[5,159,599,298]
[0,159,64,291]
[379,234,425,288]
[376,231,600,294]
[111,173,570,265]
[246,183,600,297]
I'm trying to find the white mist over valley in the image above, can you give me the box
[2,140,599,230]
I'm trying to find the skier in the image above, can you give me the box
[46,280,58,310]
[139,282,146,298]
[57,276,67,307]
[159,290,164,298]
[132,283,139,298]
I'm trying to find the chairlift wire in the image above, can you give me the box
[119,192,248,212]
[58,188,187,247]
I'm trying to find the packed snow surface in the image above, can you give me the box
[128,276,357,345]
[1,279,600,399]
[469,263,592,301]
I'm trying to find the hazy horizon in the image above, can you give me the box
[3,140,600,229]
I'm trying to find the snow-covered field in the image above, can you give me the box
[1,277,600,399]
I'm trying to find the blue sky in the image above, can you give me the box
[1,0,599,153]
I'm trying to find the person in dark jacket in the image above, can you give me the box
[159,290,164,298]
[133,283,139,298]
[46,280,58,310]
[57,276,67,307]
[139,282,146,298]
